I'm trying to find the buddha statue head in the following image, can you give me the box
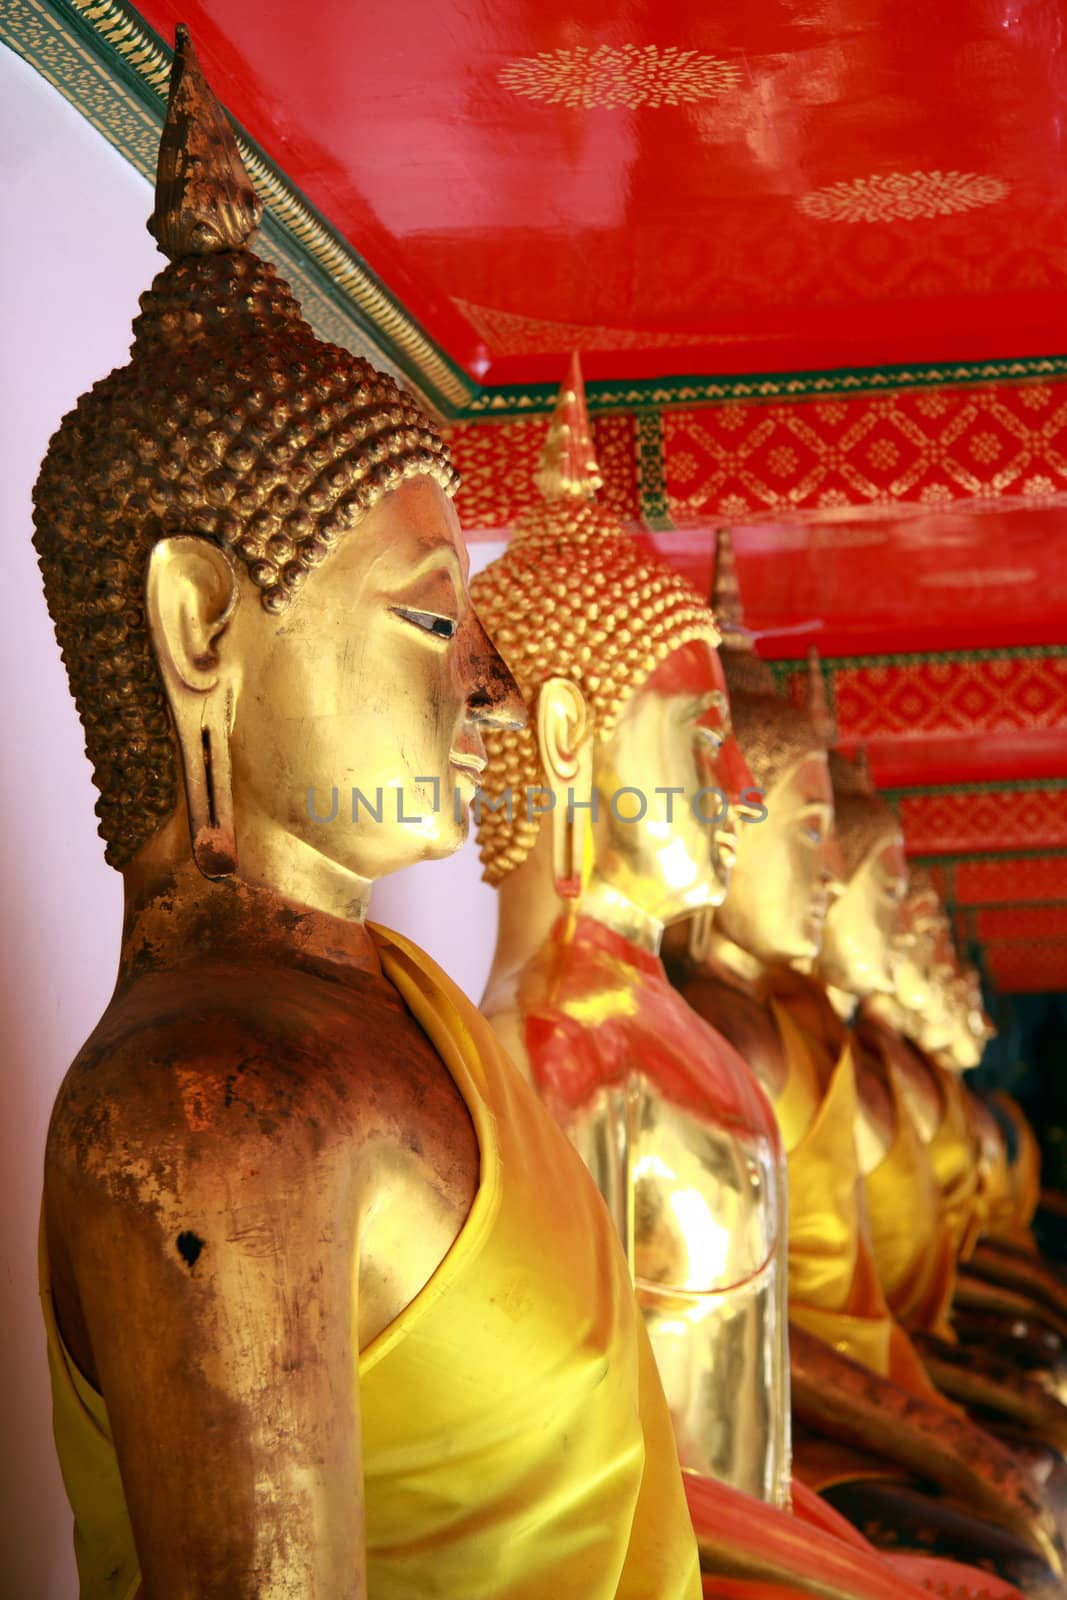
[892,867,945,1015]
[816,750,907,999]
[708,535,837,966]
[942,967,985,1069]
[32,31,521,916]
[915,917,981,1064]
[471,358,748,942]
[963,965,997,1047]
[891,868,961,1049]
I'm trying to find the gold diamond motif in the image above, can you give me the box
[498,43,740,110]
[797,170,1009,224]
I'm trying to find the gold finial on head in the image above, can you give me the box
[714,531,828,788]
[533,352,605,503]
[711,527,755,651]
[148,25,263,260]
[807,646,835,748]
[828,747,899,873]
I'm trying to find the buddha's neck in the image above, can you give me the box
[484,836,667,1009]
[825,982,859,1022]
[580,875,664,954]
[119,821,380,986]
[700,926,770,998]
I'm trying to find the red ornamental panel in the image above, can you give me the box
[985,938,1067,993]
[974,905,1067,942]
[661,385,1067,524]
[953,855,1067,906]
[897,789,1067,855]
[446,379,1067,532]
[831,657,1067,742]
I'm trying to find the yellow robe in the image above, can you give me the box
[926,1064,982,1263]
[856,1037,957,1340]
[992,1093,1043,1248]
[770,1002,938,1399]
[41,923,700,1600]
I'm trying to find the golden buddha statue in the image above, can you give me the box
[470,361,1032,1600]
[661,562,1061,1589]
[34,37,707,1599]
[885,907,1067,1427]
[474,369,790,1511]
[808,817,1067,1560]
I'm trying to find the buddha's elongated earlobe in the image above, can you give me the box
[190,700,238,879]
[146,536,240,879]
[688,906,714,965]
[537,676,592,901]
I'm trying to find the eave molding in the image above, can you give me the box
[1,0,475,416]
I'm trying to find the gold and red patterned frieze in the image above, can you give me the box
[450,378,1067,532]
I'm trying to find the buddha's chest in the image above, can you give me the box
[551,1046,783,1296]
[335,996,480,1348]
[526,973,790,1502]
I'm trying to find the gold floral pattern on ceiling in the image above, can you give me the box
[797,170,1009,224]
[452,297,723,357]
[498,44,741,110]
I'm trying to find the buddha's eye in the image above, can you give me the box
[801,814,825,844]
[392,606,458,641]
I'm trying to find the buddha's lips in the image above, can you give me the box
[450,754,487,779]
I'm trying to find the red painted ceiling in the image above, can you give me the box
[732,509,1067,658]
[133,0,1067,385]
[123,0,1067,991]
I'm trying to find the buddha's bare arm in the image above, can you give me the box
[46,1040,366,1600]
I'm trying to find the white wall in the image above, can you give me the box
[0,45,500,1595]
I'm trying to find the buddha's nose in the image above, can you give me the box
[821,833,847,903]
[465,614,526,730]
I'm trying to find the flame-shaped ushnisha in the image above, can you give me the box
[472,354,718,882]
[32,28,456,867]
[711,529,828,789]
[148,26,263,258]
[828,748,900,873]
[533,351,604,502]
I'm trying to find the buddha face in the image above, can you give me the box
[587,639,743,924]
[965,971,996,1045]
[715,750,835,964]
[918,926,965,1054]
[816,832,908,997]
[892,889,939,1013]
[169,477,523,886]
[944,975,983,1069]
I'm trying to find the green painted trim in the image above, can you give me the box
[469,354,1067,416]
[885,778,1067,799]
[953,898,1067,911]
[10,0,1067,424]
[635,411,675,532]
[909,848,1067,866]
[772,644,1067,672]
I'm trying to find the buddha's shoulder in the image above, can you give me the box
[678,974,786,1085]
[47,958,441,1191]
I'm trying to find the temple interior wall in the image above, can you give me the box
[0,45,499,1595]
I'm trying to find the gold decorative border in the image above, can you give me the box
[3,0,474,417]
